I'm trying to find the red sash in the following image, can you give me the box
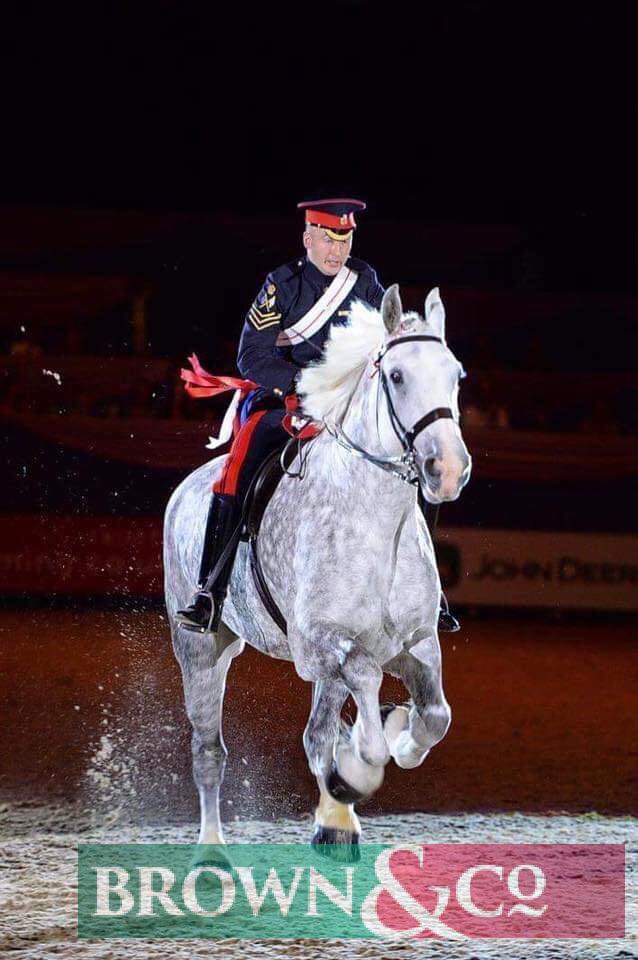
[180,354,320,441]
[180,353,257,398]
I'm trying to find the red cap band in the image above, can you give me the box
[305,209,357,230]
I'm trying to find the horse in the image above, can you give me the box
[163,284,471,860]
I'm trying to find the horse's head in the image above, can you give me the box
[377,284,472,503]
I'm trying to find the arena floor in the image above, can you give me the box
[0,609,636,957]
[0,609,635,815]
[1,800,636,959]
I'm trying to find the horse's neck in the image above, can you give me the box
[341,360,396,460]
[317,361,415,526]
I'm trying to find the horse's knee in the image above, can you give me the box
[409,700,451,748]
[339,645,383,692]
[356,736,389,769]
[191,730,226,787]
[421,700,451,745]
[413,700,451,749]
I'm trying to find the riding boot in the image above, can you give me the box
[420,494,461,633]
[175,493,241,633]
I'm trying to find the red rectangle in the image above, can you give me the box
[370,844,625,938]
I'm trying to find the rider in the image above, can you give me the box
[176,198,460,634]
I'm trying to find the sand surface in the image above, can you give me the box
[0,799,636,960]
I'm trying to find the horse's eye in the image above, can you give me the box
[390,369,403,385]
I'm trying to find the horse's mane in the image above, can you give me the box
[298,299,422,423]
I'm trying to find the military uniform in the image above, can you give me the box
[213,255,384,501]
[239,255,384,399]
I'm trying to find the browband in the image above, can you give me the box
[381,334,443,357]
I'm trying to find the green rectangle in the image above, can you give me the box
[78,843,380,939]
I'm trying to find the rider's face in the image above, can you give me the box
[303,225,353,276]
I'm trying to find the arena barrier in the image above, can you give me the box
[3,516,637,612]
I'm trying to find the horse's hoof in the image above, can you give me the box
[311,826,361,862]
[190,845,232,873]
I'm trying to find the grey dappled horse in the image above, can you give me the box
[164,285,471,859]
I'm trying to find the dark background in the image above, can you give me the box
[1,1,637,283]
[2,0,637,520]
[2,1,635,223]
[1,1,636,818]
[1,0,636,532]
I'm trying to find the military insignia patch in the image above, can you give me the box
[248,281,282,330]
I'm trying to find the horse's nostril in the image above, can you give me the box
[425,457,440,477]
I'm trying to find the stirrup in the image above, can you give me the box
[175,591,216,633]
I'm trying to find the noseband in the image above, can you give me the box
[326,334,456,485]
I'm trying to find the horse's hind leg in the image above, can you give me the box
[385,634,451,769]
[171,620,244,845]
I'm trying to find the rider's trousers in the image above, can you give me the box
[213,404,289,502]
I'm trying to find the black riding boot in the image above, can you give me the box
[175,493,241,633]
[420,496,461,633]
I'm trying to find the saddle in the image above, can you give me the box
[242,442,299,541]
[240,436,316,634]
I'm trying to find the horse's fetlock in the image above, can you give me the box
[192,732,226,761]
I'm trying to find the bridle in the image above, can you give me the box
[325,334,456,485]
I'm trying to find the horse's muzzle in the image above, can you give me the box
[420,452,471,503]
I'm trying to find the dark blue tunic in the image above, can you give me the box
[237,255,385,413]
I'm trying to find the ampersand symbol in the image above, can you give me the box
[360,845,466,939]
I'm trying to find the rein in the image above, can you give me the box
[326,334,455,485]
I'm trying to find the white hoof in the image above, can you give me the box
[391,730,429,770]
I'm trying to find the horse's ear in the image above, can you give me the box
[381,284,403,333]
[425,286,446,340]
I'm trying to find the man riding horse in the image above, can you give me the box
[176,198,460,634]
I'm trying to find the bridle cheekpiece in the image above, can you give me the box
[325,334,456,485]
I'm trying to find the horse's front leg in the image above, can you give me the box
[296,625,389,832]
[385,632,451,769]
[171,621,243,852]
[303,679,362,856]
